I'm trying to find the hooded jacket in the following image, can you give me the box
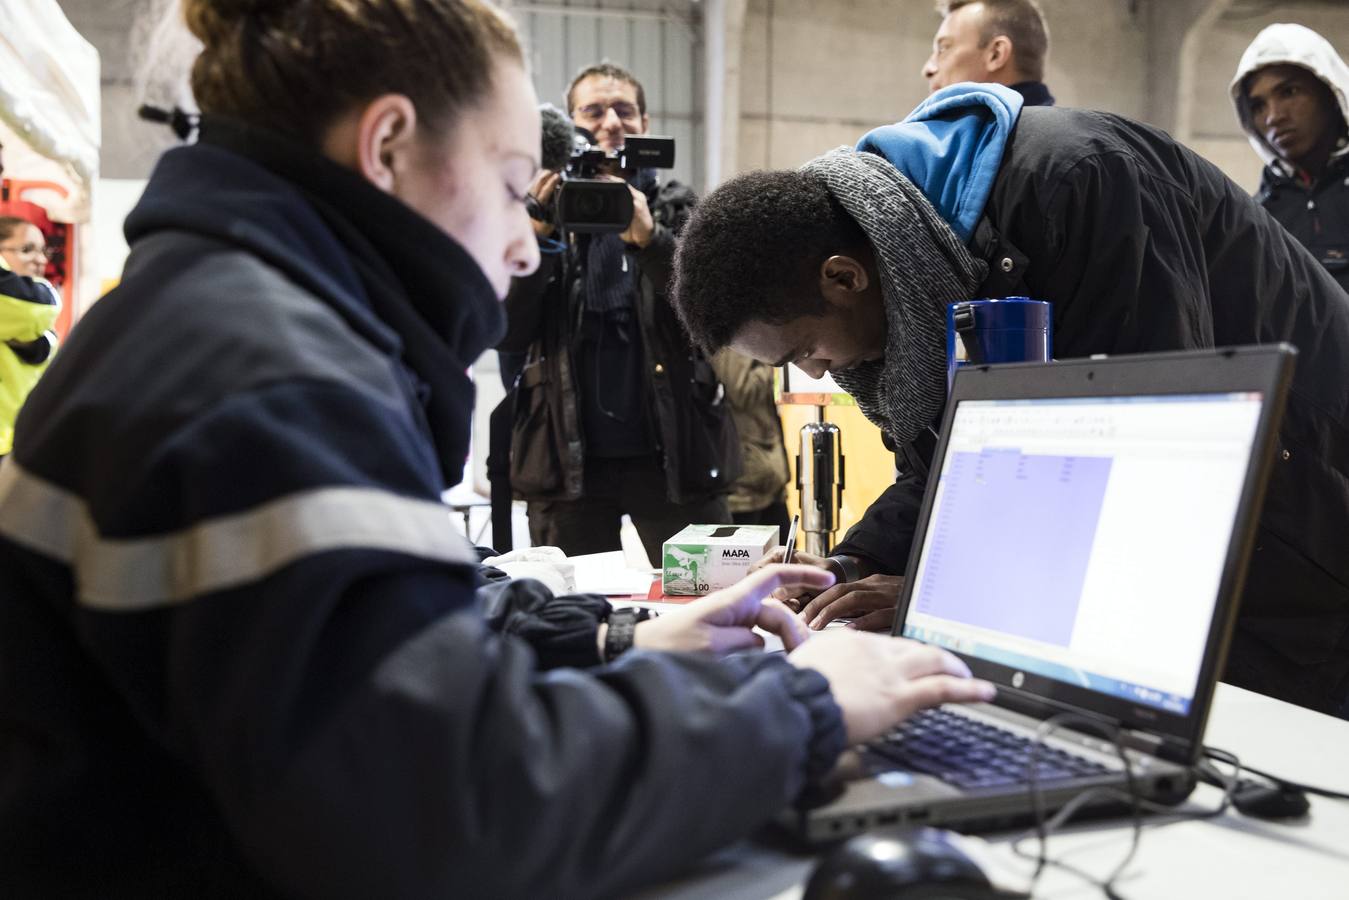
[1230,23,1349,293]
[857,83,1022,244]
[835,102,1349,717]
[0,119,844,898]
[0,263,57,454]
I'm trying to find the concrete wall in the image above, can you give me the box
[732,0,1349,192]
[59,0,184,180]
[56,0,1349,189]
[736,0,1149,174]
[60,0,706,183]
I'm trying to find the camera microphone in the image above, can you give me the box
[539,103,575,173]
[137,104,200,141]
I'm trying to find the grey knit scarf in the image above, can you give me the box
[801,148,988,447]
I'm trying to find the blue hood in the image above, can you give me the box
[856,83,1023,242]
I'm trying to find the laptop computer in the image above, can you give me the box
[785,345,1295,843]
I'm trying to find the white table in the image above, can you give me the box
[635,684,1349,899]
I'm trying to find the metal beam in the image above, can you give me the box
[512,3,696,30]
[704,0,725,188]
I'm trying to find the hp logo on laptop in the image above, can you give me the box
[1012,671,1025,688]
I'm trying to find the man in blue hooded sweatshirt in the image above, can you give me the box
[671,84,1349,719]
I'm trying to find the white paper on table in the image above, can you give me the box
[569,550,657,596]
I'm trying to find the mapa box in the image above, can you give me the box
[661,524,780,596]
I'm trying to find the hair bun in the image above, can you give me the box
[205,0,294,14]
[184,0,294,45]
[184,0,523,147]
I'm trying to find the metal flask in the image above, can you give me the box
[797,419,844,557]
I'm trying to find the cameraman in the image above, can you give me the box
[500,62,738,560]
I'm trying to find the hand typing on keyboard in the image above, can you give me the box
[870,708,1111,789]
[789,634,997,744]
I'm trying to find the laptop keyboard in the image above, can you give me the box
[868,708,1111,790]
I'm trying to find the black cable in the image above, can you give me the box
[1193,746,1242,813]
[1205,748,1349,802]
[1013,726,1251,892]
[1008,733,1244,900]
[905,717,1256,900]
[1002,722,1349,898]
[1016,713,1143,900]
[1246,767,1349,801]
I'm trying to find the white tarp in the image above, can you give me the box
[0,0,100,221]
[0,0,100,321]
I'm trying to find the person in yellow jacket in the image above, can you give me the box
[0,215,51,278]
[0,252,58,455]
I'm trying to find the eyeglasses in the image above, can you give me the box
[572,101,641,124]
[0,243,47,257]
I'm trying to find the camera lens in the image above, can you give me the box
[558,179,633,233]
[574,192,607,217]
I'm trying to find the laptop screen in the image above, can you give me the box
[901,391,1264,717]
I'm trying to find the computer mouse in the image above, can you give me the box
[802,826,1025,900]
[1231,780,1311,820]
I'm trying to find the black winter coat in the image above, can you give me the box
[833,106,1349,716]
[1256,153,1349,296]
[499,180,740,504]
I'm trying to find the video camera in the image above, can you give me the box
[538,104,676,234]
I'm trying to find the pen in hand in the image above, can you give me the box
[783,514,799,566]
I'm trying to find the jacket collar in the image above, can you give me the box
[1009,80,1055,107]
[126,116,501,487]
[1262,148,1349,191]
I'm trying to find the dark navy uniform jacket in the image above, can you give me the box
[0,119,844,898]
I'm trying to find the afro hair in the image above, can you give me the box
[671,168,868,354]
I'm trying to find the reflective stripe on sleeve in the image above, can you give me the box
[0,460,477,611]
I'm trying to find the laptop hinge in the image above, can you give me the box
[998,687,1191,763]
[1120,728,1165,757]
[996,685,1110,727]
[1134,733,1194,765]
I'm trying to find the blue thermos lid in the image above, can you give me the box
[947,297,1053,387]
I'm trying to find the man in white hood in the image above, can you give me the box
[1232,23,1349,293]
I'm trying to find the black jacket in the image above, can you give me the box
[1010,80,1055,107]
[1256,154,1349,295]
[499,180,740,503]
[0,122,845,898]
[834,106,1349,716]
